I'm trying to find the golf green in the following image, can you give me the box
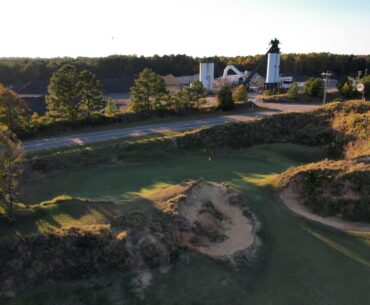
[11,143,370,305]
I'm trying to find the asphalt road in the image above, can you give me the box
[23,101,318,152]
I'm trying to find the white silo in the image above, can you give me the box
[199,62,214,91]
[265,39,280,90]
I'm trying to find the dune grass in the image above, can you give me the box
[4,143,370,305]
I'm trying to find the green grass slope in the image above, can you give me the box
[4,144,370,305]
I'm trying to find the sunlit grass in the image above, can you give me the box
[304,226,370,269]
[1,196,121,238]
[237,172,280,187]
[347,231,370,246]
[123,181,173,199]
[39,195,74,206]
[0,204,5,215]
[35,219,58,233]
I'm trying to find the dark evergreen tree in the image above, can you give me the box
[46,65,104,121]
[129,68,168,112]
[217,86,234,111]
[188,80,207,109]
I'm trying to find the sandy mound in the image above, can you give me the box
[1,181,260,299]
[156,180,260,258]
[281,185,370,232]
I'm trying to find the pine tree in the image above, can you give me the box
[174,88,192,111]
[78,70,104,116]
[129,68,168,112]
[188,80,207,109]
[151,72,168,111]
[46,65,81,121]
[46,65,104,121]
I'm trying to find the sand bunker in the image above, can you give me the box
[155,180,259,258]
[281,185,370,232]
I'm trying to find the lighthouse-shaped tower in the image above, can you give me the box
[265,38,280,92]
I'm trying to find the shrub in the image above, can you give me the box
[263,90,272,96]
[217,86,234,111]
[361,75,370,99]
[278,88,288,94]
[338,82,354,99]
[280,159,370,222]
[233,85,247,102]
[304,78,324,97]
[287,82,299,99]
[104,99,118,115]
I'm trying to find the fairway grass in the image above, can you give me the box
[6,143,370,305]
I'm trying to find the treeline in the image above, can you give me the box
[1,53,370,92]
[0,55,198,89]
[1,64,246,140]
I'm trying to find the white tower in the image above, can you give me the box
[265,39,280,91]
[199,62,214,91]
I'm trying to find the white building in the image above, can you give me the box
[199,62,214,91]
[266,53,280,84]
[265,39,281,90]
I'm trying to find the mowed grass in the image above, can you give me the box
[0,197,122,239]
[23,143,322,204]
[7,143,370,305]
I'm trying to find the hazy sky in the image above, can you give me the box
[1,0,370,58]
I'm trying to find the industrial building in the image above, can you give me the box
[199,38,294,92]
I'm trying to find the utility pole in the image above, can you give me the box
[321,71,331,104]
[358,71,362,81]
[362,68,368,101]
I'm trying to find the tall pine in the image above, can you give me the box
[46,65,104,121]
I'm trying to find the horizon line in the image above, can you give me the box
[1,52,370,60]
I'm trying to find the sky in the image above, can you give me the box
[1,0,370,58]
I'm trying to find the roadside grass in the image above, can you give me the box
[25,101,266,141]
[261,91,340,104]
[5,143,370,305]
[26,129,190,157]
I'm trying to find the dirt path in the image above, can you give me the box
[280,185,370,232]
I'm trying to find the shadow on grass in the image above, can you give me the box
[0,190,164,241]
